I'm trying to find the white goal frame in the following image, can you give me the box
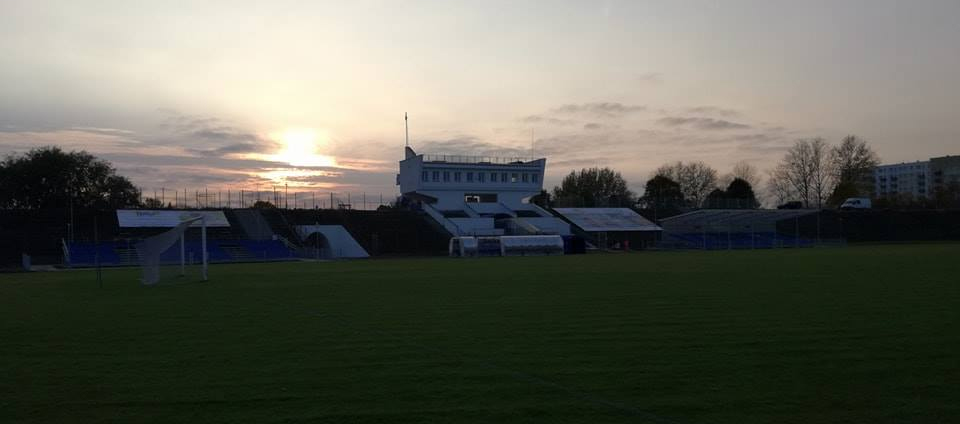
[135,215,208,285]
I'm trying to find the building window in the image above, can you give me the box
[491,172,498,183]
[532,174,538,183]
[454,172,461,182]
[511,173,518,183]
[522,173,529,183]
[478,172,485,183]
[432,171,440,182]
[466,172,473,182]
[501,173,508,183]
[443,171,450,182]
[465,193,498,203]
[421,171,429,182]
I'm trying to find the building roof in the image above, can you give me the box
[553,208,662,232]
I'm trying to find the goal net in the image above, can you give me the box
[135,216,208,285]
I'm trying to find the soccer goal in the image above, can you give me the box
[135,215,208,285]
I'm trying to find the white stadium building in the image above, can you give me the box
[397,146,571,237]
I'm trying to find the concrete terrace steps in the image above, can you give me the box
[218,242,255,261]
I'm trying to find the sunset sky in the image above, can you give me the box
[2,0,959,198]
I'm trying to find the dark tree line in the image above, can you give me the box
[0,146,141,209]
[548,164,761,212]
[550,167,635,207]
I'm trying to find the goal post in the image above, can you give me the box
[135,215,207,285]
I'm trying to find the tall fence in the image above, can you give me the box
[137,188,396,211]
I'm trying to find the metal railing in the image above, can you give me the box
[422,154,536,165]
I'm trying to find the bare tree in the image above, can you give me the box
[654,161,718,207]
[766,166,796,207]
[773,138,835,208]
[720,161,762,190]
[809,138,833,208]
[828,135,880,202]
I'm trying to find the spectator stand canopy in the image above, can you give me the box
[552,208,662,250]
[657,209,822,250]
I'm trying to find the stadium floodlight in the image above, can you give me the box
[135,215,208,285]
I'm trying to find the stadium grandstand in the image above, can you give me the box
[553,208,661,250]
[0,206,454,270]
[658,209,823,249]
[397,146,571,238]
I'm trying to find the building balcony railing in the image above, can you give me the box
[422,154,537,165]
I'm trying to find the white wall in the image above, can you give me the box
[295,225,369,258]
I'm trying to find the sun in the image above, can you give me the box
[272,128,337,168]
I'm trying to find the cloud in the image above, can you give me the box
[582,122,620,131]
[549,102,647,117]
[158,111,278,156]
[638,72,663,83]
[685,106,740,117]
[657,116,751,130]
[418,136,533,158]
[550,156,617,168]
[521,115,578,126]
[69,127,136,136]
[191,142,274,156]
[583,123,604,130]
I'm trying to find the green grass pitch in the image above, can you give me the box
[2,244,958,423]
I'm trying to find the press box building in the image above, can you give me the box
[397,147,570,237]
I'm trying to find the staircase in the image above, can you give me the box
[114,246,140,265]
[278,208,449,256]
[218,241,255,261]
[260,209,303,246]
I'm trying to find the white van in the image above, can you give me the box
[840,197,871,210]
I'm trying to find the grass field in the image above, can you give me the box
[2,244,959,423]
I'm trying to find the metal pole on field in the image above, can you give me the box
[201,217,208,281]
[180,233,185,276]
[330,192,334,209]
[795,216,800,248]
[817,210,821,245]
[95,215,102,288]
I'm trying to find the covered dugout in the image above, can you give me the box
[553,208,662,250]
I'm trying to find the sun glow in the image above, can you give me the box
[272,128,337,168]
